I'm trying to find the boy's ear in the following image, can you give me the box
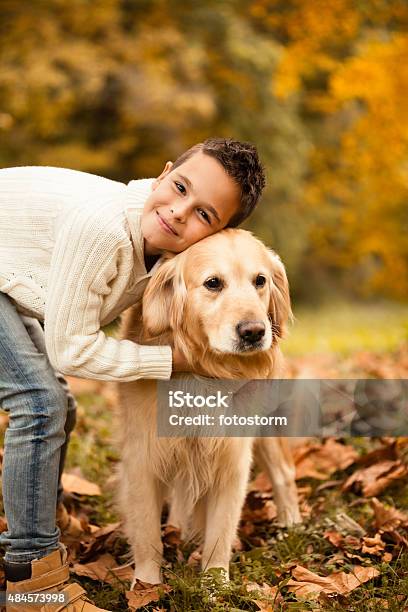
[142,254,186,336]
[153,161,173,190]
[267,249,292,339]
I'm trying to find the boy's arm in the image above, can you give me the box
[44,210,172,382]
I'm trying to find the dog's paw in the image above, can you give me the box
[276,505,302,527]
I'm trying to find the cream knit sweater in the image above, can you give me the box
[0,166,172,381]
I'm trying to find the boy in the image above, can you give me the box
[0,138,265,610]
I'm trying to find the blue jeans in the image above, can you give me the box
[0,292,77,562]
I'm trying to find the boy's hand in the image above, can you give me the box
[172,346,191,373]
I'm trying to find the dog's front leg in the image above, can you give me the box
[201,445,252,580]
[254,437,301,526]
[120,467,164,586]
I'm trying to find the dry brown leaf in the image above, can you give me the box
[342,460,408,496]
[109,563,135,583]
[324,530,345,548]
[246,581,281,611]
[352,351,407,378]
[361,533,386,555]
[294,439,358,480]
[315,480,343,493]
[287,564,379,599]
[61,473,101,496]
[242,491,278,522]
[72,553,116,582]
[357,441,398,467]
[371,497,408,531]
[72,553,134,586]
[92,522,122,538]
[239,521,255,540]
[126,581,171,611]
[56,503,90,540]
[344,551,367,562]
[162,524,182,548]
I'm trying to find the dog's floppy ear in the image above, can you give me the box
[267,249,292,339]
[142,254,186,337]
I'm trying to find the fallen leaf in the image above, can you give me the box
[287,564,379,599]
[242,491,277,522]
[356,441,398,467]
[315,480,343,493]
[344,551,367,562]
[371,498,408,531]
[246,581,281,611]
[126,581,171,611]
[342,460,408,496]
[109,563,135,583]
[294,439,358,480]
[61,473,101,496]
[324,530,345,548]
[239,521,255,538]
[361,533,386,555]
[92,522,122,538]
[162,524,182,548]
[57,503,90,540]
[72,553,117,583]
[72,553,134,587]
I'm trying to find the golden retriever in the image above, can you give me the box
[116,229,300,586]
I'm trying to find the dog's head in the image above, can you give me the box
[143,229,292,375]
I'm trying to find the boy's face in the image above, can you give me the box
[141,151,240,255]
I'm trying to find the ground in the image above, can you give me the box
[0,300,407,611]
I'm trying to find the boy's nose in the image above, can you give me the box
[169,202,190,223]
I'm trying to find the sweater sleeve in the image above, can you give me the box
[44,208,172,381]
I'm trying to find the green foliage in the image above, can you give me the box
[0,1,406,300]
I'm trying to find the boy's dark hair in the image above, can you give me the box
[171,137,266,227]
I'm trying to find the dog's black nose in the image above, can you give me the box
[236,320,265,343]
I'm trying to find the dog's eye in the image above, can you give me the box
[204,277,223,291]
[255,274,266,288]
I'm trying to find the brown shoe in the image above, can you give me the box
[5,546,110,611]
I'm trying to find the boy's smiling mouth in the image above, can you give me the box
[156,211,179,236]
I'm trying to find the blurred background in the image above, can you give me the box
[1,0,407,360]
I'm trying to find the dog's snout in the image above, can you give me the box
[236,320,266,344]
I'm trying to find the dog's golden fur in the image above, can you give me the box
[116,229,300,586]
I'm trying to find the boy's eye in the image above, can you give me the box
[198,208,211,224]
[204,277,223,291]
[175,181,186,195]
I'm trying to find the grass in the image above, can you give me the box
[282,300,408,356]
[61,404,408,610]
[1,300,407,610]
